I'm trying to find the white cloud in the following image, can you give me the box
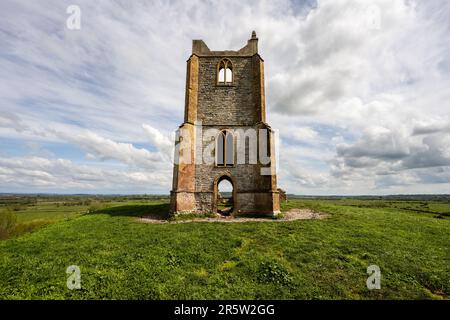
[142,124,174,162]
[0,156,171,193]
[62,130,168,170]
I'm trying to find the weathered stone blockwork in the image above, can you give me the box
[170,32,280,216]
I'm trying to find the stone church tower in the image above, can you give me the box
[170,32,280,216]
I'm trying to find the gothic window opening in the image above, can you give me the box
[216,130,234,166]
[217,59,233,84]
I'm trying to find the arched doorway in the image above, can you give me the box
[214,175,236,216]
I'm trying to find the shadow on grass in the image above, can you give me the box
[92,203,170,219]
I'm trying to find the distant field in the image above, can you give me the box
[0,195,449,299]
[0,195,168,238]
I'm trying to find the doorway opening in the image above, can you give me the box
[216,177,234,216]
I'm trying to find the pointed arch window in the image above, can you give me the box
[217,59,233,84]
[216,130,234,166]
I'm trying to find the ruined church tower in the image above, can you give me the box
[170,32,280,216]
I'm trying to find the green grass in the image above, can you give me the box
[0,201,87,239]
[0,198,448,299]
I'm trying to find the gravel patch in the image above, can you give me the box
[138,208,328,224]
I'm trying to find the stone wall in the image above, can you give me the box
[197,57,257,126]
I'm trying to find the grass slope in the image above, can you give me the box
[0,200,448,299]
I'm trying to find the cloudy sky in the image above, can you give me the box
[1,0,450,195]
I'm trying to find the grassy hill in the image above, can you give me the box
[0,197,448,299]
